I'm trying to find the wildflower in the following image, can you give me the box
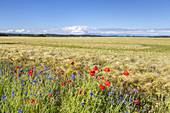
[23,98,26,100]
[56,71,60,75]
[135,99,139,104]
[30,69,33,73]
[90,93,94,96]
[104,79,110,86]
[62,83,65,86]
[56,97,59,99]
[68,80,72,84]
[99,84,105,90]
[89,70,95,76]
[117,100,120,103]
[93,66,98,71]
[123,70,129,76]
[104,67,110,72]
[142,109,146,112]
[108,92,112,95]
[18,109,23,113]
[26,99,29,102]
[17,73,20,77]
[78,90,82,94]
[98,77,101,80]
[102,77,104,80]
[30,99,34,104]
[71,62,74,65]
[11,59,13,61]
[16,66,19,69]
[130,106,133,109]
[48,94,52,97]
[134,89,138,92]
[111,101,114,103]
[165,97,168,99]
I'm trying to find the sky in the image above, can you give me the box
[0,0,170,36]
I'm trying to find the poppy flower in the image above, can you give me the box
[102,77,104,80]
[61,72,63,74]
[52,69,55,71]
[30,69,33,73]
[65,75,68,78]
[54,80,56,82]
[135,99,139,104]
[11,59,13,61]
[104,80,110,86]
[99,84,105,90]
[16,66,19,69]
[62,83,65,86]
[98,77,101,80]
[104,67,110,72]
[56,71,60,75]
[89,70,95,76]
[78,90,82,94]
[26,99,29,102]
[140,88,141,91]
[24,62,26,64]
[14,70,17,73]
[123,70,129,76]
[71,62,74,65]
[48,94,52,97]
[17,74,20,77]
[30,99,34,104]
[5,71,7,73]
[93,66,98,71]
[68,80,72,84]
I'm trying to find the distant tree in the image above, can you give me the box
[126,35,130,37]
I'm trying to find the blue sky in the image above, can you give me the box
[0,0,170,35]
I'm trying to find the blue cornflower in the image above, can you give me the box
[33,94,36,96]
[33,80,36,83]
[111,101,114,103]
[165,97,168,99]
[142,109,146,112]
[81,103,84,106]
[30,93,32,95]
[129,101,132,103]
[125,112,128,113]
[120,97,122,99]
[20,65,22,68]
[127,88,130,91]
[47,77,51,80]
[1,98,5,101]
[34,67,36,69]
[101,74,103,76]
[127,94,129,97]
[134,89,138,92]
[22,84,24,86]
[57,93,59,95]
[11,95,15,97]
[2,95,6,98]
[130,106,133,109]
[108,92,112,95]
[12,92,14,94]
[49,83,51,85]
[38,83,40,85]
[120,92,123,95]
[124,100,128,103]
[110,86,113,88]
[23,98,26,100]
[25,92,27,95]
[47,73,49,76]
[9,67,11,69]
[18,109,23,113]
[56,97,58,99]
[72,76,76,79]
[39,79,41,82]
[90,93,93,96]
[129,98,132,100]
[117,100,120,103]
[78,72,80,75]
[57,89,60,91]
[30,82,32,84]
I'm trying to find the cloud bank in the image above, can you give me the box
[1,26,170,36]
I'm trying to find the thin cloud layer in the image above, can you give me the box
[1,26,170,36]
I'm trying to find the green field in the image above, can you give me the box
[0,36,170,113]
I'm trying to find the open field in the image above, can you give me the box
[0,36,170,113]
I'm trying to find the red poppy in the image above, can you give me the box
[26,99,29,102]
[71,62,74,65]
[48,94,52,97]
[30,99,34,104]
[135,99,139,104]
[28,72,33,76]
[14,70,17,73]
[99,84,105,90]
[5,71,7,73]
[65,75,68,78]
[61,72,63,74]
[78,90,82,94]
[17,73,20,77]
[11,59,13,61]
[54,80,56,82]
[93,66,98,71]
[98,77,101,80]
[30,69,33,73]
[89,70,95,76]
[56,71,60,75]
[62,83,65,86]
[16,66,19,69]
[25,62,26,64]
[102,77,104,80]
[104,80,110,86]
[140,88,141,91]
[68,80,72,84]
[104,67,110,72]
[123,70,129,76]
[52,69,55,71]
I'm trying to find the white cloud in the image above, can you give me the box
[1,26,170,36]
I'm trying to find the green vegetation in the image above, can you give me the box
[0,36,169,112]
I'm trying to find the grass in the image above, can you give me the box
[0,36,169,113]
